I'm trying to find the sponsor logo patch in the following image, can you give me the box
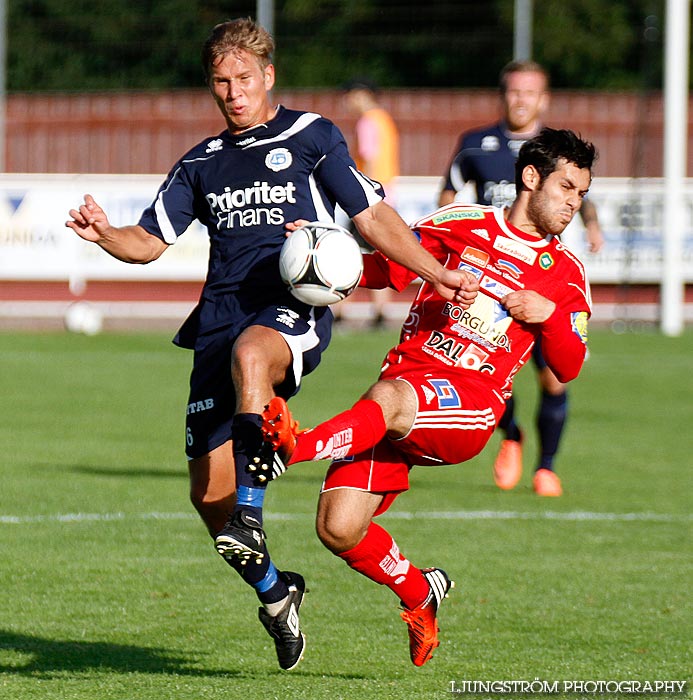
[427,379,462,408]
[496,259,522,279]
[205,139,223,153]
[493,236,538,265]
[457,261,484,279]
[461,246,490,268]
[481,135,500,151]
[432,210,485,225]
[480,275,514,301]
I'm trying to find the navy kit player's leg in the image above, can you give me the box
[213,305,332,669]
[184,322,309,671]
[532,365,567,497]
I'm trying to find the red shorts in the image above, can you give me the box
[321,371,505,515]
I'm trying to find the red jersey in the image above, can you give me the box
[361,203,591,400]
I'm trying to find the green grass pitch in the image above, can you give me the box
[0,328,690,700]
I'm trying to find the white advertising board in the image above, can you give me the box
[0,174,692,285]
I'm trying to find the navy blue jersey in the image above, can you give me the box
[138,105,384,343]
[442,122,530,208]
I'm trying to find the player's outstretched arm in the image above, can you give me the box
[353,201,478,303]
[66,194,167,264]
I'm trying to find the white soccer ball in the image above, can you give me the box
[279,222,363,306]
[64,301,103,336]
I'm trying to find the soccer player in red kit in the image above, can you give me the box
[233,128,595,667]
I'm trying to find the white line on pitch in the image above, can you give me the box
[0,510,689,525]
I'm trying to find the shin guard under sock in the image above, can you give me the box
[232,413,267,524]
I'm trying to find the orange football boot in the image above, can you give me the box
[262,396,304,461]
[493,437,523,490]
[533,468,563,496]
[400,568,453,667]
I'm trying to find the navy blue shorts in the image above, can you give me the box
[184,304,333,459]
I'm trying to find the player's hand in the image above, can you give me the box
[436,268,479,307]
[285,219,310,233]
[501,290,555,323]
[65,194,111,243]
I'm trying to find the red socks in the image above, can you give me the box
[338,522,429,610]
[288,398,387,465]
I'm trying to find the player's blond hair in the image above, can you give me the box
[499,60,550,93]
[201,18,275,84]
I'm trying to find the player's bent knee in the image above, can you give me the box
[316,514,364,554]
[189,487,235,536]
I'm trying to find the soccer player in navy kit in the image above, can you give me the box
[66,18,472,671]
[439,60,604,497]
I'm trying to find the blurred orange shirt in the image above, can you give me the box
[355,107,400,202]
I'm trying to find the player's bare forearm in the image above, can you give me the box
[66,194,167,264]
[97,225,168,264]
[353,202,474,302]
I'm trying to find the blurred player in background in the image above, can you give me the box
[66,18,471,671]
[342,79,400,328]
[439,60,604,496]
[255,128,595,666]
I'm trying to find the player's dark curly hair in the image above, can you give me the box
[201,18,274,84]
[515,127,597,190]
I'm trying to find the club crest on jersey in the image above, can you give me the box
[539,252,555,269]
[265,148,293,172]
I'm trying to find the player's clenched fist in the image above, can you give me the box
[449,269,479,309]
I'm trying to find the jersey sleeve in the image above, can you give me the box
[539,305,589,383]
[314,124,384,218]
[441,134,465,192]
[359,251,419,291]
[537,250,591,383]
[137,159,197,244]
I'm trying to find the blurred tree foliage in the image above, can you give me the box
[7,0,674,92]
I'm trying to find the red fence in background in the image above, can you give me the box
[6,89,680,178]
